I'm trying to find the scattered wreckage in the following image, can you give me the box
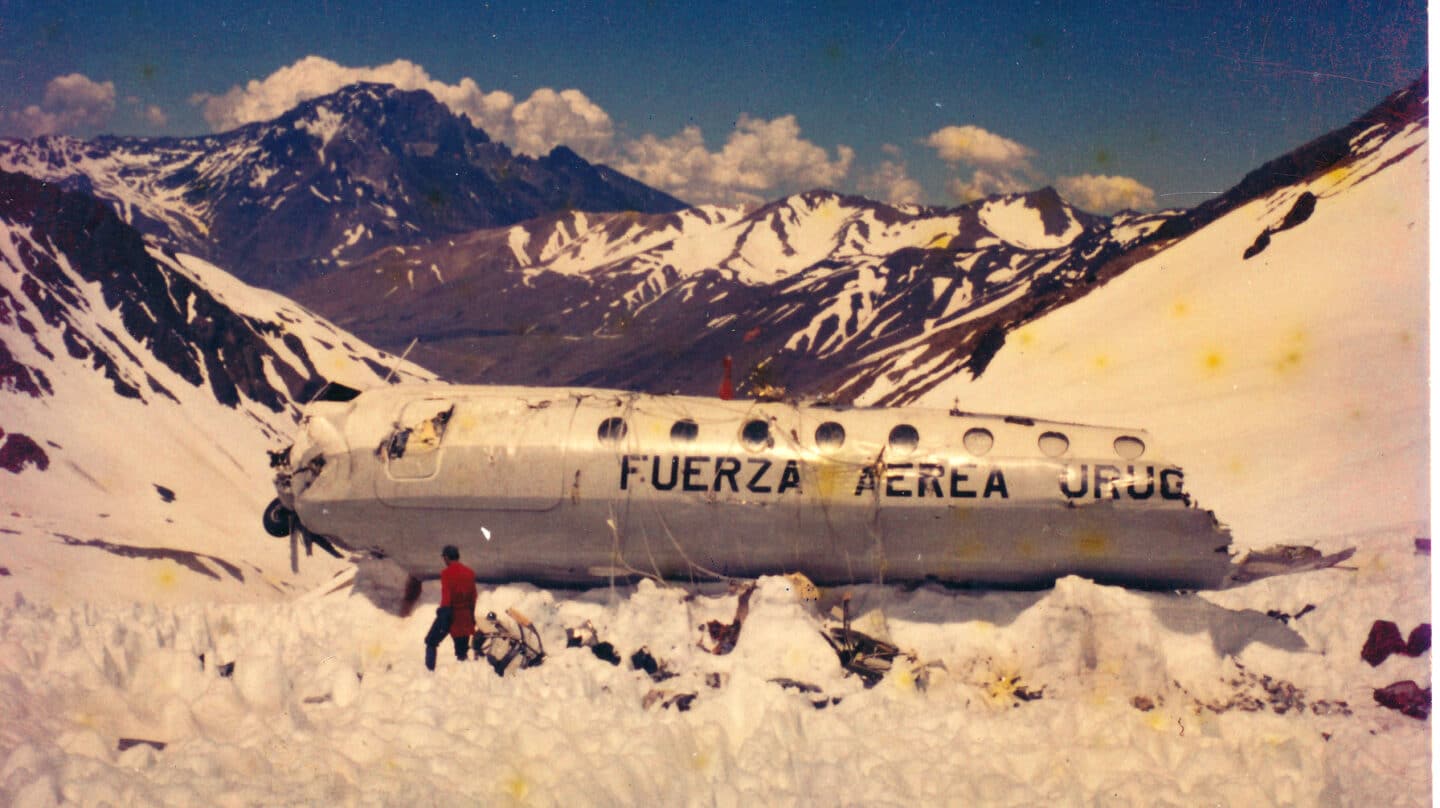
[266,382,1352,591]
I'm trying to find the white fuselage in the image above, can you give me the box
[276,384,1234,589]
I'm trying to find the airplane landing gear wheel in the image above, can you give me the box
[263,498,294,538]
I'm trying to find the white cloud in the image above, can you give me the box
[141,104,168,128]
[858,159,923,206]
[12,73,116,136]
[195,57,626,162]
[191,56,519,141]
[945,168,1034,203]
[195,57,857,205]
[511,88,615,159]
[1056,173,1157,213]
[924,125,1034,168]
[615,114,854,205]
[923,125,1052,205]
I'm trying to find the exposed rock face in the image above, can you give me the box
[0,83,688,290]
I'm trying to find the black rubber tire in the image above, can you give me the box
[263,498,293,537]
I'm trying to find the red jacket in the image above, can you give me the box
[440,561,477,637]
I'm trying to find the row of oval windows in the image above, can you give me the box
[597,417,1146,460]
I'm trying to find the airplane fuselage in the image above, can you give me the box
[274,384,1234,589]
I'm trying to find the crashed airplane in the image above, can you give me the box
[265,383,1350,591]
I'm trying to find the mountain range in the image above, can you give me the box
[0,83,686,291]
[0,72,1426,586]
[4,77,1422,405]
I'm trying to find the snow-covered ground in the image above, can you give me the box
[0,534,1427,805]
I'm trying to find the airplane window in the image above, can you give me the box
[671,419,699,442]
[815,421,846,451]
[1114,436,1146,460]
[888,424,919,453]
[597,417,627,444]
[963,427,994,456]
[741,419,772,451]
[1038,431,1069,457]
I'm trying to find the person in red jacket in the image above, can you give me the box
[424,545,478,671]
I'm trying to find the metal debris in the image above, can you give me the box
[820,594,907,688]
[474,608,545,676]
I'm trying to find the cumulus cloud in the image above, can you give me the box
[12,73,116,136]
[191,56,521,142]
[141,104,168,128]
[922,124,1052,204]
[945,168,1035,204]
[193,56,627,162]
[195,57,857,205]
[1055,174,1157,213]
[858,156,923,206]
[511,88,615,159]
[925,125,1034,168]
[614,114,854,205]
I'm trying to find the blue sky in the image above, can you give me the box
[0,1,1427,211]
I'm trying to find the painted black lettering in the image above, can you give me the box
[777,460,802,494]
[886,463,913,497]
[984,469,1009,499]
[918,464,944,497]
[713,456,741,492]
[1160,469,1185,500]
[746,458,773,493]
[620,454,646,490]
[683,455,710,492]
[950,464,977,498]
[854,467,877,495]
[1094,465,1122,500]
[1060,464,1089,498]
[652,455,679,491]
[1126,465,1154,499]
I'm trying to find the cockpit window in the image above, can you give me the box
[671,419,699,442]
[314,382,363,402]
[598,417,628,444]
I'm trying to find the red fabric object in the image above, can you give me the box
[1407,623,1431,657]
[440,561,477,637]
[1362,620,1408,667]
[1374,680,1431,720]
[718,356,734,400]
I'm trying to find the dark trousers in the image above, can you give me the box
[424,606,470,670]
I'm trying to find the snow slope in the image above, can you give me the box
[913,109,1429,553]
[0,178,434,605]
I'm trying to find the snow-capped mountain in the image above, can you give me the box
[0,83,687,290]
[0,168,435,603]
[295,184,1165,398]
[292,76,1428,407]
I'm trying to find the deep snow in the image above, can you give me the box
[0,534,1429,806]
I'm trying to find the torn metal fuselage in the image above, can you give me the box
[271,383,1255,589]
